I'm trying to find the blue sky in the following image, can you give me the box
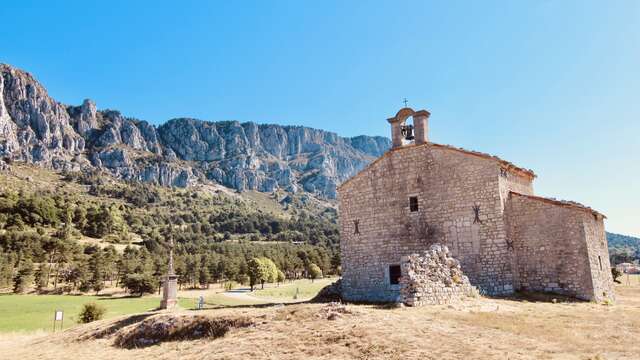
[2,1,639,236]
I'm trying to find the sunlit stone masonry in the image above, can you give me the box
[337,107,615,304]
[400,244,478,306]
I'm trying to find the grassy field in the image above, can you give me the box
[252,278,336,300]
[0,295,193,333]
[0,279,336,333]
[2,283,639,359]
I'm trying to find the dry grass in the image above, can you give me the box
[2,284,639,359]
[114,314,254,348]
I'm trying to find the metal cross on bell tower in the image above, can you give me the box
[403,98,409,107]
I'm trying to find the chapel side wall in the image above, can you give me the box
[583,215,616,302]
[506,194,602,300]
[339,144,515,302]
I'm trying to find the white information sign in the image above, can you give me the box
[55,310,63,321]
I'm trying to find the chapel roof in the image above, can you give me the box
[509,191,606,219]
[338,141,536,191]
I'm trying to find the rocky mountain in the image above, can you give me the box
[0,64,390,198]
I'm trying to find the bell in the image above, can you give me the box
[401,124,415,141]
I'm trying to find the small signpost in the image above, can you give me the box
[53,310,64,332]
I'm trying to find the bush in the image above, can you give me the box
[612,268,622,284]
[78,302,107,323]
[308,263,322,282]
[123,273,157,297]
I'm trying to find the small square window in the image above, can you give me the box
[389,265,401,285]
[409,196,419,212]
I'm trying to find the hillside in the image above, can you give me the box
[0,63,390,199]
[607,232,640,264]
[0,164,339,292]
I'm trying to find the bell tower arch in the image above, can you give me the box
[387,107,431,149]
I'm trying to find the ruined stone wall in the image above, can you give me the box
[339,144,517,302]
[400,245,477,306]
[505,193,615,302]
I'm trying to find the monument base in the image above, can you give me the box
[160,275,178,310]
[160,298,178,309]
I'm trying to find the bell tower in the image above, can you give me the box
[387,107,431,149]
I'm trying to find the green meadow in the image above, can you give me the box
[0,278,337,333]
[0,295,192,333]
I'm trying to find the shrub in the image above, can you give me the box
[611,268,622,284]
[308,263,322,282]
[78,302,107,323]
[123,273,157,297]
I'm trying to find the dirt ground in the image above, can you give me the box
[1,285,638,360]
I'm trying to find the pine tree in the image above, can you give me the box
[0,252,16,288]
[34,264,48,291]
[13,259,34,293]
[89,251,106,295]
[185,255,200,288]
[65,260,89,292]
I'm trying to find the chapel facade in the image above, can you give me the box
[338,107,615,303]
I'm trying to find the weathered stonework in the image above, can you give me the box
[400,244,477,306]
[338,107,615,303]
[506,192,615,302]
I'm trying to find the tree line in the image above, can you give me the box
[0,171,340,295]
[2,236,333,295]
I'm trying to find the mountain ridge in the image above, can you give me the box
[0,63,390,198]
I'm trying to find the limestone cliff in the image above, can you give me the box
[0,63,390,198]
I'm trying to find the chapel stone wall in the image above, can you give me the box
[339,144,517,302]
[505,193,615,302]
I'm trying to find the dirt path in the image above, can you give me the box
[222,288,268,302]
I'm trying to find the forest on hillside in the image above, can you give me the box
[0,166,339,295]
[607,232,640,265]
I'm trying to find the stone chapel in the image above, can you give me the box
[337,107,615,303]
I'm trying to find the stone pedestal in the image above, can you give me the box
[160,274,178,310]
